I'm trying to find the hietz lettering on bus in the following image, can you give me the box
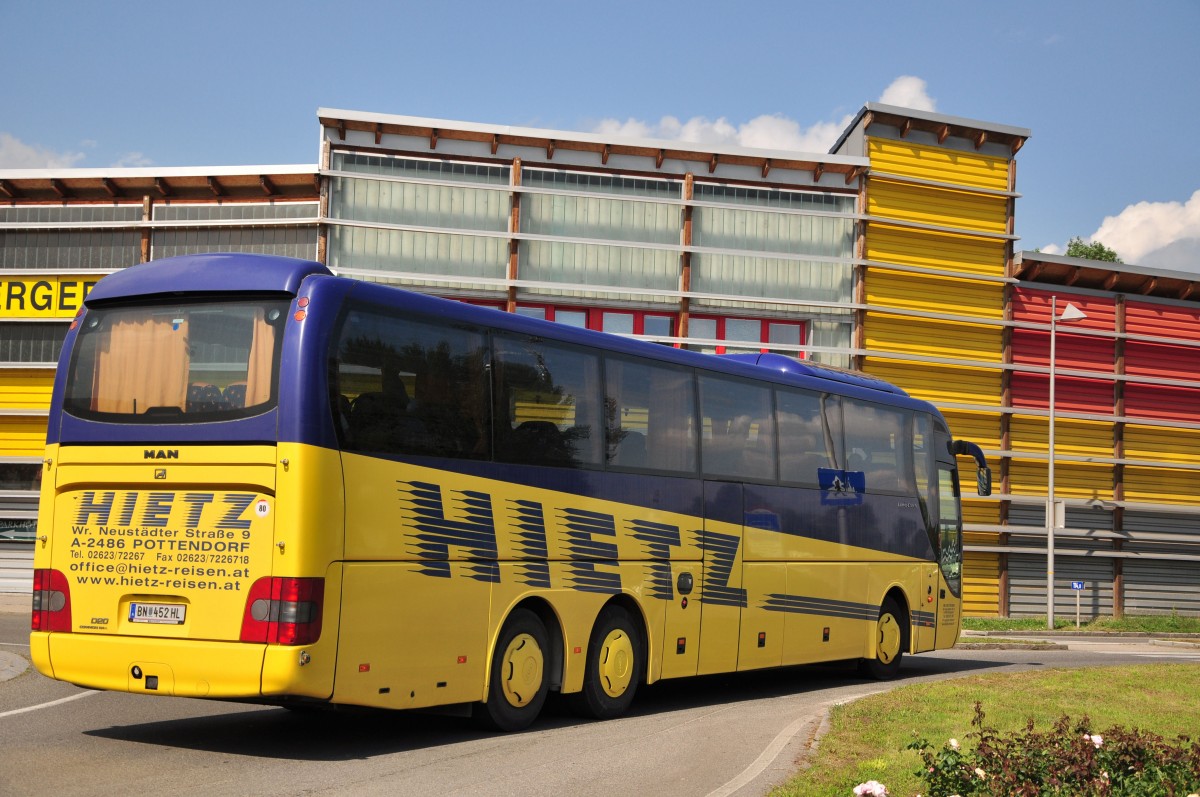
[1,277,99,319]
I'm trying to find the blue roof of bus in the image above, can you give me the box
[85,253,331,304]
[720,352,909,396]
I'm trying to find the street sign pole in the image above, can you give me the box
[1071,581,1084,629]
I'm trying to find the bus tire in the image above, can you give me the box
[859,597,906,681]
[478,608,550,732]
[570,606,642,720]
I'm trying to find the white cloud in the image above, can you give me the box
[0,132,86,168]
[1040,242,1065,256]
[112,151,153,168]
[878,75,936,112]
[590,75,935,155]
[1090,189,1200,272]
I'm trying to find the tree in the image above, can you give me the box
[1065,236,1123,263]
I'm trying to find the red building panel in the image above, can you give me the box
[1011,329,1115,372]
[1010,372,1115,413]
[1124,340,1200,379]
[1124,383,1200,422]
[1012,288,1117,330]
[1125,300,1200,341]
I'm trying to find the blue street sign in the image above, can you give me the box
[1071,581,1085,590]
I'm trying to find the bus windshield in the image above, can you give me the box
[63,298,290,422]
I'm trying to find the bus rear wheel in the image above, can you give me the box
[479,608,550,731]
[859,598,906,681]
[570,606,642,720]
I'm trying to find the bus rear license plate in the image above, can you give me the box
[129,603,186,624]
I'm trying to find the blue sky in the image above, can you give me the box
[3,0,1199,272]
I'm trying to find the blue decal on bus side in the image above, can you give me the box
[695,530,747,608]
[398,481,500,583]
[560,508,621,594]
[510,499,551,588]
[628,519,682,600]
[760,594,879,620]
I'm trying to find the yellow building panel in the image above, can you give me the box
[1009,460,1113,500]
[0,369,56,410]
[865,314,1002,363]
[868,137,1011,191]
[1124,424,1200,465]
[868,179,1009,235]
[1010,416,1114,459]
[864,359,1002,407]
[866,222,1007,278]
[0,415,48,457]
[1125,466,1199,505]
[941,409,1001,450]
[962,499,1000,526]
[963,552,1000,616]
[865,267,1005,320]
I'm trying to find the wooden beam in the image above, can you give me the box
[0,179,18,199]
[546,139,555,159]
[430,128,439,149]
[937,124,950,144]
[101,178,120,198]
[1066,266,1081,286]
[50,179,69,199]
[1140,276,1158,295]
[1027,263,1046,282]
[761,158,772,179]
[656,149,665,169]
[845,165,865,185]
[154,177,171,198]
[1102,271,1121,292]
[708,154,718,174]
[811,162,824,183]
[375,123,383,146]
[1178,282,1197,301]
[491,134,500,155]
[259,175,277,196]
[1011,137,1025,155]
[336,120,346,141]
[899,119,912,138]
[974,131,988,150]
[207,176,224,197]
[602,144,611,165]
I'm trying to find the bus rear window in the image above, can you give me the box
[64,298,290,422]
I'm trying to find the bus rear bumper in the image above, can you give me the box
[34,632,328,700]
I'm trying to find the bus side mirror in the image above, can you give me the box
[977,466,992,497]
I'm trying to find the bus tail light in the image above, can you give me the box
[31,569,72,632]
[240,577,324,645]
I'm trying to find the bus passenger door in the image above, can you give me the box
[934,465,964,648]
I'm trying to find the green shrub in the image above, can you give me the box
[907,703,1200,796]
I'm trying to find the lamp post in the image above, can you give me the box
[1047,296,1087,630]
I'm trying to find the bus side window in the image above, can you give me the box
[493,335,603,468]
[605,356,696,474]
[841,401,915,495]
[777,388,829,486]
[330,307,490,460]
[699,374,775,481]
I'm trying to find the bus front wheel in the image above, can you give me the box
[479,608,550,731]
[570,606,642,720]
[859,598,906,681]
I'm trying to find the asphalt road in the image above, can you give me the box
[3,598,1198,797]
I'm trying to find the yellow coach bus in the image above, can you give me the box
[31,253,990,730]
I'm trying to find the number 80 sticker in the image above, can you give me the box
[255,499,271,518]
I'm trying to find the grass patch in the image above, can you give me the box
[770,664,1200,797]
[962,614,1200,634]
